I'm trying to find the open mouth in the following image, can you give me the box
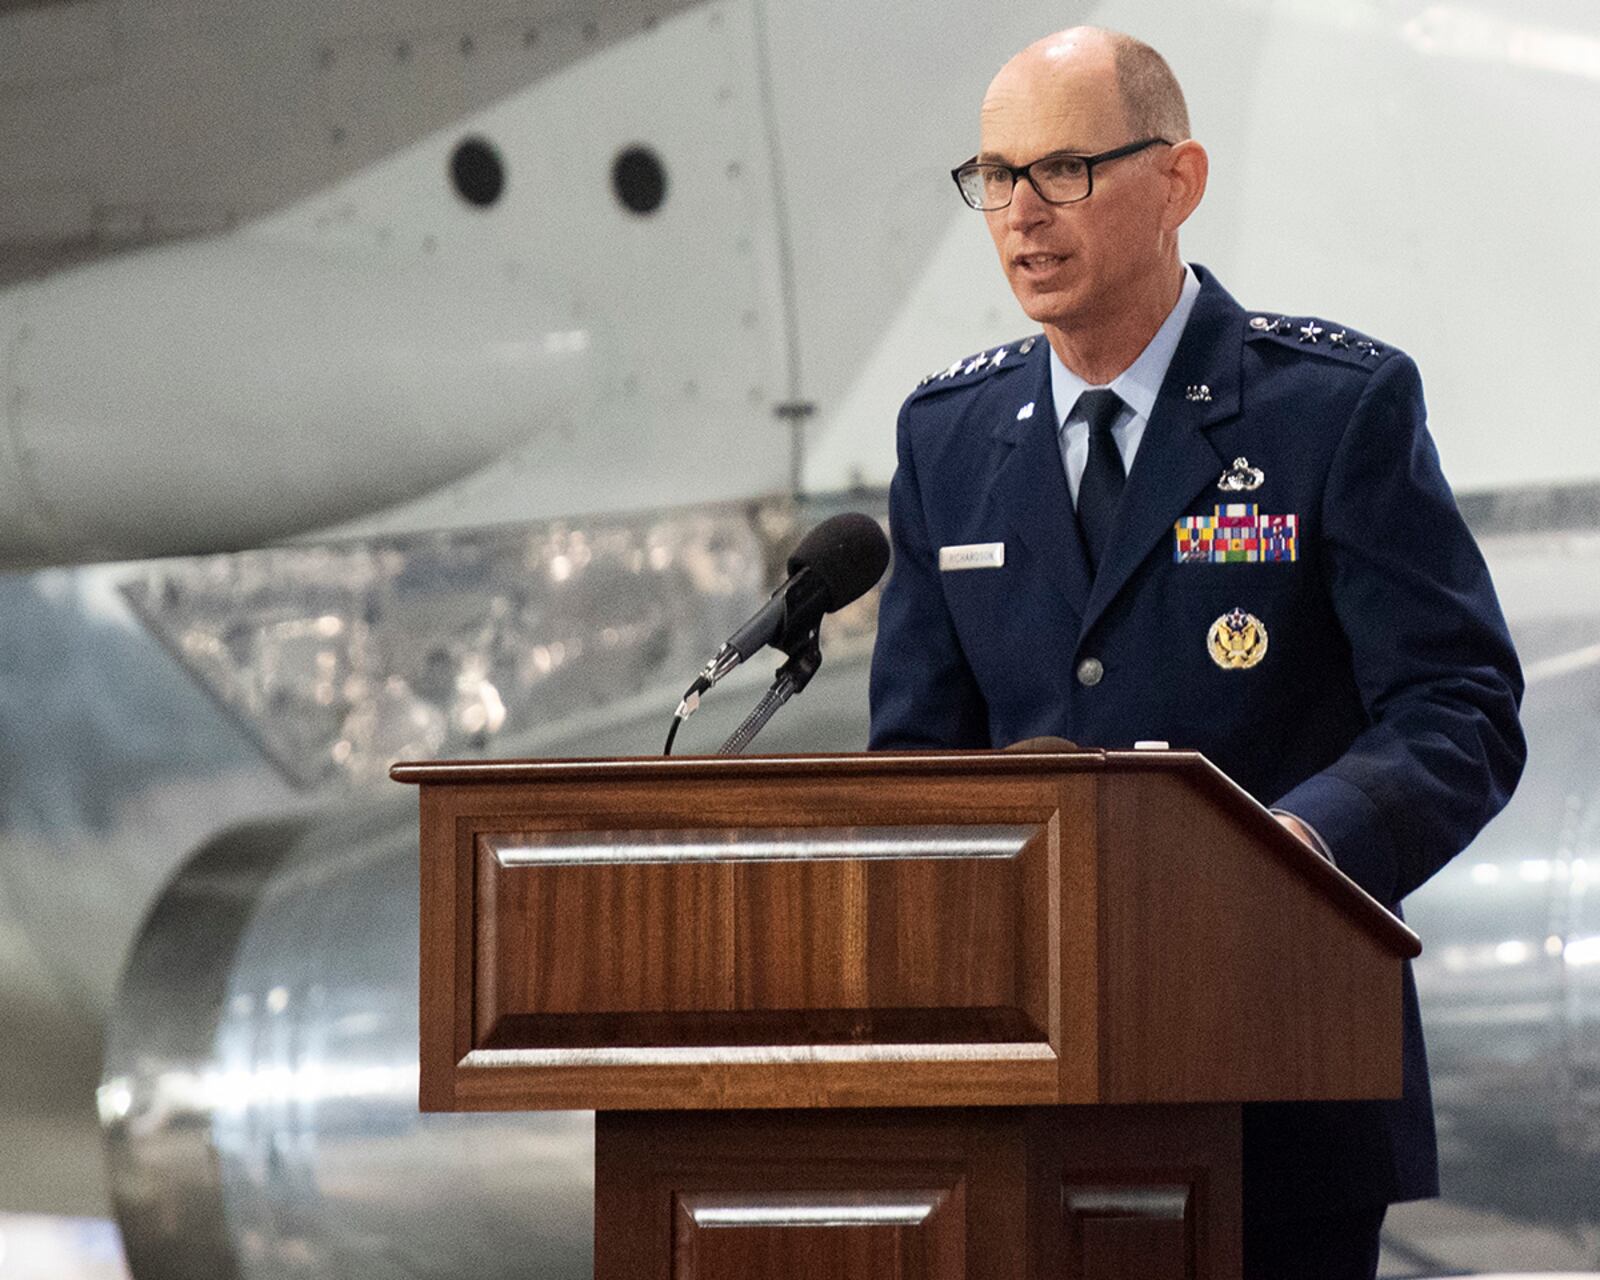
[1014,253,1068,274]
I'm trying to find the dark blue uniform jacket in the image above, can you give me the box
[868,264,1526,1217]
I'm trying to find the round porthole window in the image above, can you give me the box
[451,137,506,208]
[612,145,667,215]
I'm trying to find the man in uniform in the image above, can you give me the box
[868,26,1526,1279]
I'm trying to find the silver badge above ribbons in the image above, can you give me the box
[1217,457,1264,493]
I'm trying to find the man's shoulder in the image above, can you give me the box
[904,336,1039,407]
[1238,309,1407,374]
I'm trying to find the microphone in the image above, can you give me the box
[666,512,890,745]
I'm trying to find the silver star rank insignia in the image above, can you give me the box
[1298,322,1324,343]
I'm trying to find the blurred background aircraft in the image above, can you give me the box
[0,0,1597,1276]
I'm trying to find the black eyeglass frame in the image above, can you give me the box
[950,137,1173,210]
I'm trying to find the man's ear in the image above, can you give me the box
[1164,139,1209,232]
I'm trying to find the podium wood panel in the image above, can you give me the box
[475,828,1049,1047]
[595,1105,1240,1280]
[399,750,1417,1280]
[1096,768,1402,1101]
[400,751,1415,1114]
[670,1187,965,1280]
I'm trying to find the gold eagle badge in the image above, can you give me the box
[1207,608,1269,670]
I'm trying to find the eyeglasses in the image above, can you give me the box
[951,137,1172,211]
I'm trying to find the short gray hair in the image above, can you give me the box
[1109,33,1191,141]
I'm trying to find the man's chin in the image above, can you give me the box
[1011,284,1078,332]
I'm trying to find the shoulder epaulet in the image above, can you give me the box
[1243,312,1398,367]
[910,335,1039,396]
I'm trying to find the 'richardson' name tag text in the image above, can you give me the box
[939,542,1005,572]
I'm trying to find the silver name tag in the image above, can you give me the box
[939,542,1005,571]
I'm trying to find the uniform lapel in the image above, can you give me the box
[991,342,1093,623]
[1078,269,1246,639]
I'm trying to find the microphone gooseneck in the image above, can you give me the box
[662,512,889,755]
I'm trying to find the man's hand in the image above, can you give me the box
[1274,810,1326,856]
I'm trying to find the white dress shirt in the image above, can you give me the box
[1050,263,1203,503]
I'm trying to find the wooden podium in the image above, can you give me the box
[393,750,1418,1280]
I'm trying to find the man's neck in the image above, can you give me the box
[1044,259,1187,386]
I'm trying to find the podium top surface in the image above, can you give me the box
[391,747,1116,785]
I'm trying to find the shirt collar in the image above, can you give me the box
[1049,263,1203,426]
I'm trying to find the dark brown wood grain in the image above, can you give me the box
[734,858,869,1011]
[477,1007,1043,1050]
[1051,1105,1242,1280]
[596,1109,1020,1280]
[472,826,1048,1050]
[396,749,1419,955]
[405,749,1417,1277]
[671,1187,964,1280]
[431,765,1077,1110]
[446,1053,1064,1113]
[480,857,735,1020]
[408,752,1414,1113]
[596,1105,1238,1280]
[409,748,1414,1107]
[1095,770,1402,1102]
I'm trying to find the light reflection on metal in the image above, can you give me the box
[120,499,884,790]
[1493,940,1533,967]
[683,1192,944,1228]
[1062,1186,1191,1221]
[1566,937,1600,968]
[486,825,1033,866]
[1436,940,1550,975]
[463,1042,1055,1069]
[1403,520,1600,1220]
[100,801,598,1280]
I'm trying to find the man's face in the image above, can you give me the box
[979,50,1171,336]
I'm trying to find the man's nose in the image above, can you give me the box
[1006,174,1051,229]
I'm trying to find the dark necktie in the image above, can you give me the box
[1074,388,1127,572]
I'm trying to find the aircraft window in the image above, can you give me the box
[451,137,506,208]
[613,145,668,215]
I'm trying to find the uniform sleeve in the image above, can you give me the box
[868,399,990,749]
[1270,353,1526,903]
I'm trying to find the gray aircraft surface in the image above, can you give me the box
[0,0,1597,1276]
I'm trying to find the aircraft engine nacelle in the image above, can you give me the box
[0,233,593,567]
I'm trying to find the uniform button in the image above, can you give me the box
[1076,657,1104,687]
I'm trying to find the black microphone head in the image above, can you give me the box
[786,512,891,611]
